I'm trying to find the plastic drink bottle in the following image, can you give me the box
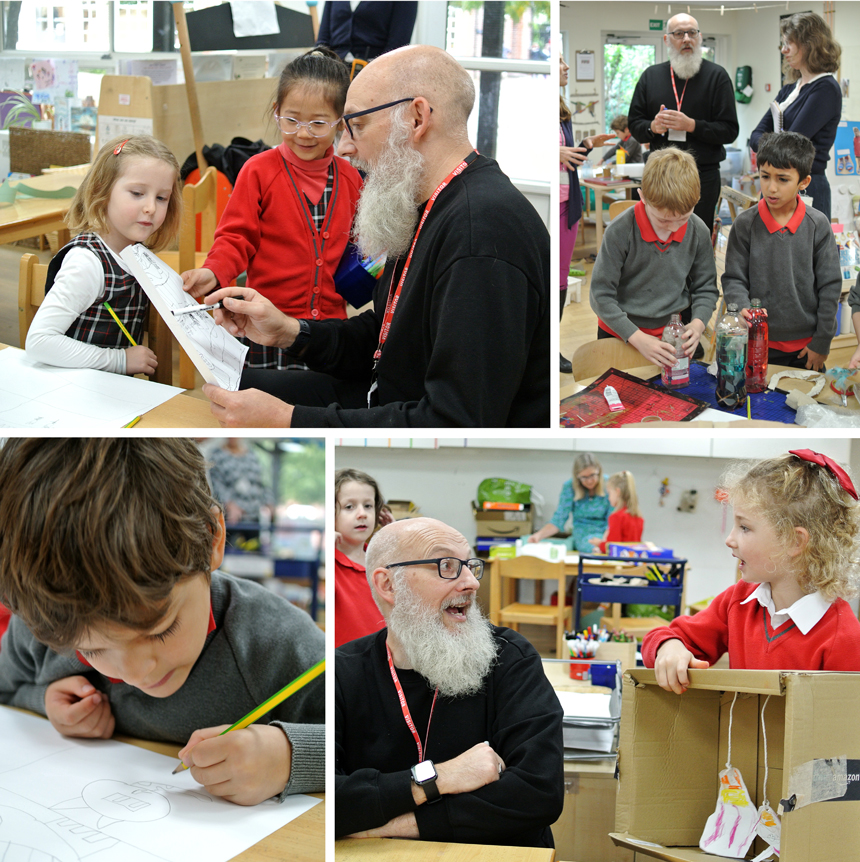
[616,144,626,166]
[660,313,689,388]
[715,303,748,409]
[745,298,768,394]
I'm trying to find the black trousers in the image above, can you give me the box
[696,167,721,232]
[240,367,368,409]
[768,346,826,372]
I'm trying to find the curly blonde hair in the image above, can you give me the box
[721,453,860,601]
[66,134,182,252]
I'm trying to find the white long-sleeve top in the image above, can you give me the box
[25,238,135,374]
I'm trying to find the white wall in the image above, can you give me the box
[335,437,857,605]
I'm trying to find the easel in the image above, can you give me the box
[172,2,207,172]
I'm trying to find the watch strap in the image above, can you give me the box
[421,776,441,803]
[289,318,312,355]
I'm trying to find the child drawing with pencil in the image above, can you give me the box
[643,450,860,694]
[0,439,324,805]
[25,135,182,376]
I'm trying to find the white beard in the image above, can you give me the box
[387,580,499,699]
[351,118,426,260]
[667,42,704,79]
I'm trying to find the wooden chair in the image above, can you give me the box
[571,338,646,381]
[156,165,218,388]
[607,199,636,222]
[17,252,173,386]
[491,557,570,658]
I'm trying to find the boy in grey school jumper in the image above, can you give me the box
[0,438,323,806]
[589,146,719,370]
[722,131,841,371]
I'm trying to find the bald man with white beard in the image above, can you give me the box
[627,13,739,230]
[335,518,564,847]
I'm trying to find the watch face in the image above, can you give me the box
[413,760,436,783]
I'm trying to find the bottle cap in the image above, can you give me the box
[751,298,761,307]
[727,303,738,311]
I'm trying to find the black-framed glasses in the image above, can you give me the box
[342,97,432,139]
[274,113,341,137]
[668,29,701,39]
[385,557,484,580]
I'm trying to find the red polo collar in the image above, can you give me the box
[75,603,216,683]
[635,200,688,245]
[757,195,806,234]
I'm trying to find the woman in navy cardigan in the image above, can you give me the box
[750,12,842,220]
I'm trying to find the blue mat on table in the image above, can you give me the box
[646,361,798,424]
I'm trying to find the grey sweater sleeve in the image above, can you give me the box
[810,220,843,355]
[720,212,752,310]
[688,220,720,325]
[848,272,860,315]
[588,216,638,341]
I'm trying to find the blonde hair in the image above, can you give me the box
[641,146,700,214]
[780,12,841,82]
[572,453,604,501]
[607,471,641,518]
[66,135,182,252]
[721,453,860,601]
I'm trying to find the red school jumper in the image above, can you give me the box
[642,579,860,670]
[597,507,644,553]
[203,144,363,321]
[334,548,385,648]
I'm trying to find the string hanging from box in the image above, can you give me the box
[751,695,781,862]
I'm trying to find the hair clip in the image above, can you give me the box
[788,449,858,500]
[113,139,130,155]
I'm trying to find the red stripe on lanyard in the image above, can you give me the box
[373,152,477,362]
[387,642,438,762]
[670,67,688,113]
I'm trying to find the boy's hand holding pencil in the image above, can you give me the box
[45,675,115,740]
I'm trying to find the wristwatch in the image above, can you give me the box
[289,318,312,355]
[411,759,441,803]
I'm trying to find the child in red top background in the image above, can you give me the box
[644,450,860,693]
[591,470,644,554]
[334,468,392,647]
[182,47,363,370]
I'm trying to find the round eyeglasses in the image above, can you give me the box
[385,557,485,580]
[668,29,701,39]
[274,114,341,137]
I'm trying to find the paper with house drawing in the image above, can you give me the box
[0,708,320,862]
[120,245,248,390]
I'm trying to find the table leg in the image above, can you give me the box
[594,188,604,248]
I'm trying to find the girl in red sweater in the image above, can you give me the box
[182,47,363,370]
[645,450,860,693]
[591,470,644,554]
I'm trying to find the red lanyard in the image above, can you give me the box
[387,643,439,762]
[670,68,688,112]
[373,151,478,363]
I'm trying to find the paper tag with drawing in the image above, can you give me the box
[120,245,248,390]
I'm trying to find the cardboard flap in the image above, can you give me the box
[626,667,787,695]
[610,833,744,861]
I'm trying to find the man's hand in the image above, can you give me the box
[205,287,299,349]
[177,723,291,806]
[203,385,295,428]
[181,267,218,298]
[45,676,115,739]
[651,105,669,135]
[797,346,827,371]
[654,639,710,694]
[346,812,420,839]
[659,108,696,133]
[432,743,505,799]
[560,145,588,169]
[628,330,678,368]
[125,345,158,376]
[682,319,706,358]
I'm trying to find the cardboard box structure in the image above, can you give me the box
[613,668,860,862]
[386,499,420,520]
[472,501,533,538]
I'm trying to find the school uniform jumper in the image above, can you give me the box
[335,626,564,846]
[549,482,611,552]
[721,197,841,358]
[597,507,644,554]
[333,548,384,648]
[641,579,860,671]
[0,571,325,798]
[589,202,719,342]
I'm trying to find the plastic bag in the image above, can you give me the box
[476,478,532,505]
[795,403,860,428]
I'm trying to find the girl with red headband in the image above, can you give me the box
[644,449,860,693]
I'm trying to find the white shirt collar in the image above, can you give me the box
[740,582,831,634]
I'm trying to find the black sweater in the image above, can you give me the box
[627,59,739,169]
[335,627,565,846]
[292,155,550,428]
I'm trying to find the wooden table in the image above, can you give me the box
[0,166,88,246]
[336,838,555,862]
[2,706,323,862]
[581,178,639,249]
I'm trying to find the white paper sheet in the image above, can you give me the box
[0,708,320,862]
[231,1,280,37]
[0,348,183,428]
[120,245,248,391]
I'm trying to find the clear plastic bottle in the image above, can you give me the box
[716,303,748,409]
[745,298,769,394]
[660,313,689,388]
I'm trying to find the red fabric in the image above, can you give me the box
[642,580,860,671]
[598,507,644,553]
[598,319,664,339]
[634,199,688,245]
[769,336,811,352]
[756,195,806,234]
[334,548,385,648]
[0,604,10,646]
[789,448,859,499]
[278,141,333,205]
[204,147,363,321]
